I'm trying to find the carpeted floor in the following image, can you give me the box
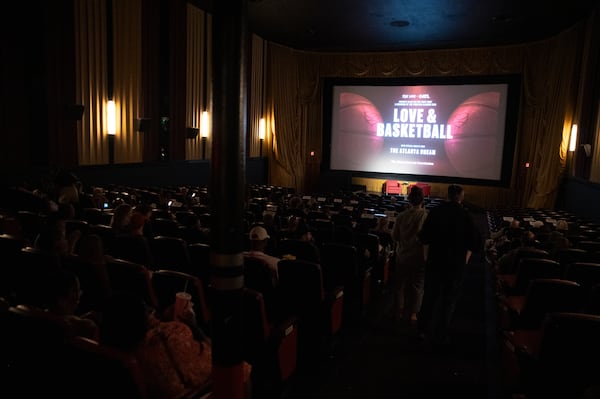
[282,210,502,399]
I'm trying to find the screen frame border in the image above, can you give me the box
[321,74,522,188]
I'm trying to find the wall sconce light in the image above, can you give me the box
[200,111,209,160]
[107,99,116,164]
[107,100,117,136]
[259,117,266,157]
[569,124,578,152]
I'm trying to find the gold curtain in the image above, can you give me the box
[268,44,306,190]
[113,0,143,163]
[186,5,211,160]
[74,0,108,165]
[520,29,581,209]
[249,34,267,159]
[585,9,600,183]
[74,0,142,165]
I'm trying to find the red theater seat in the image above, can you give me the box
[385,180,401,195]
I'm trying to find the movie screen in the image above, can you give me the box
[323,76,520,186]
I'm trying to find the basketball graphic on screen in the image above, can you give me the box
[444,91,500,177]
[334,92,384,169]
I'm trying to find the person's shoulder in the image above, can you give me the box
[153,320,195,339]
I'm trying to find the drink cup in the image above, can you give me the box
[174,291,192,320]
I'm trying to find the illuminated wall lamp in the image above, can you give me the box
[569,124,578,152]
[259,117,266,157]
[107,100,117,136]
[106,99,116,164]
[200,111,210,160]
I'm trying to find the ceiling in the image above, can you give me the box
[245,0,598,52]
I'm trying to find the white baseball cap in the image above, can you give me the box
[249,226,270,240]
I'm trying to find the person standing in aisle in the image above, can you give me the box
[417,184,480,348]
[391,185,428,325]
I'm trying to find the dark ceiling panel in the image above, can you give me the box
[246,0,599,52]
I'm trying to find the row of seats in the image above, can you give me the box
[488,208,600,398]
[0,246,298,398]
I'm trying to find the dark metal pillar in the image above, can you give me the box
[209,0,247,398]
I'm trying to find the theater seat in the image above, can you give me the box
[241,287,298,397]
[503,312,600,399]
[384,180,402,195]
[498,278,585,330]
[277,259,343,371]
[105,258,158,309]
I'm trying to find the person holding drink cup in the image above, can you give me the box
[100,291,252,399]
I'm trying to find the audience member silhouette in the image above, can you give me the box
[43,268,99,340]
[110,203,133,237]
[243,225,282,281]
[133,203,155,238]
[99,291,251,399]
[417,184,480,348]
[391,185,428,324]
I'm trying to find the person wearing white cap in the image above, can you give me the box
[243,225,282,280]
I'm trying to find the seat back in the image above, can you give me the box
[15,210,46,245]
[14,246,63,307]
[1,304,74,395]
[518,278,585,329]
[277,258,341,369]
[320,242,360,291]
[576,240,600,253]
[243,256,281,320]
[110,235,154,269]
[61,254,111,313]
[533,312,600,398]
[88,224,116,254]
[151,235,191,273]
[587,283,600,314]
[310,218,335,247]
[151,218,182,238]
[63,336,147,399]
[277,259,325,317]
[564,262,600,293]
[277,238,320,263]
[188,242,211,290]
[0,233,27,299]
[553,247,588,270]
[82,208,110,226]
[105,258,157,308]
[513,257,563,295]
[240,287,298,387]
[353,232,380,269]
[502,247,551,274]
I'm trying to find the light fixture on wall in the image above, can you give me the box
[259,117,266,157]
[259,40,267,158]
[201,110,209,160]
[107,99,116,164]
[107,100,116,135]
[200,11,210,160]
[569,124,578,152]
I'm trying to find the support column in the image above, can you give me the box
[209,0,248,398]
